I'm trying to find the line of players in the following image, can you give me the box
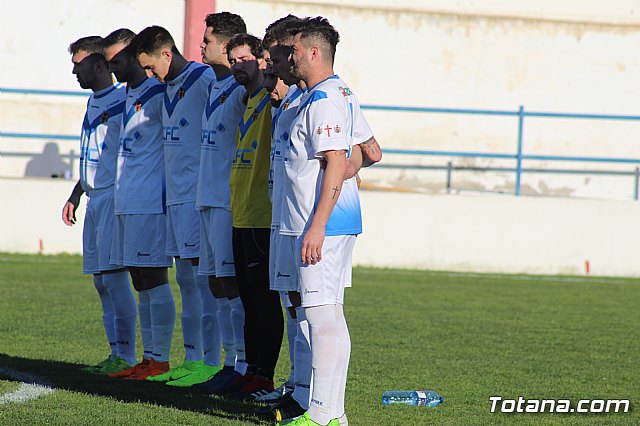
[62,12,381,426]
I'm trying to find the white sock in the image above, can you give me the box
[216,297,236,366]
[283,296,296,386]
[102,271,137,365]
[293,305,312,409]
[93,275,117,357]
[175,258,203,362]
[138,290,154,360]
[332,303,351,420]
[199,275,221,366]
[148,283,175,362]
[229,296,247,375]
[306,304,340,425]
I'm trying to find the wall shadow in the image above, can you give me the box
[24,142,70,178]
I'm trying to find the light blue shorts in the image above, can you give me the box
[198,207,235,277]
[270,227,298,292]
[166,201,200,259]
[111,213,173,267]
[83,191,121,274]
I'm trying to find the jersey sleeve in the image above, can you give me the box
[351,99,373,145]
[307,93,350,158]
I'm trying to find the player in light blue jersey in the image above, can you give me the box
[103,29,175,381]
[193,12,250,394]
[61,36,137,376]
[133,26,221,387]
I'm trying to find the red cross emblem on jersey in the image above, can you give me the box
[135,101,142,112]
[324,125,333,137]
[100,112,109,123]
[282,100,290,111]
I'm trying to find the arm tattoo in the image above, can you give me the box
[331,186,340,199]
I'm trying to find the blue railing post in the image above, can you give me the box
[515,105,525,196]
[634,167,639,201]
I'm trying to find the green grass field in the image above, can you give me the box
[0,253,639,425]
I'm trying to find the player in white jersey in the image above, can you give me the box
[133,26,221,387]
[193,12,250,394]
[102,29,175,381]
[254,15,308,412]
[61,36,137,375]
[277,17,381,426]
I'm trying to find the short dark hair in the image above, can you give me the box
[288,16,340,63]
[204,12,246,42]
[132,25,179,56]
[103,28,136,48]
[263,14,301,49]
[68,36,104,56]
[226,33,264,60]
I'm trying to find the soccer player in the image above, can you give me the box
[102,29,175,381]
[216,33,284,398]
[133,26,220,386]
[278,17,377,426]
[61,36,137,375]
[194,12,249,393]
[257,15,308,411]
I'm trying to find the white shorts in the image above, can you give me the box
[111,213,173,268]
[166,201,200,258]
[82,191,121,274]
[270,227,298,292]
[297,234,356,307]
[199,207,235,277]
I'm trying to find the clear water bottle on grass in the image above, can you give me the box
[382,390,444,407]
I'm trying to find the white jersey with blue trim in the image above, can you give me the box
[270,85,305,228]
[196,73,246,210]
[79,84,126,196]
[114,77,166,215]
[163,62,216,206]
[280,75,373,237]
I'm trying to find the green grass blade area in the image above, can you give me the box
[0,253,638,425]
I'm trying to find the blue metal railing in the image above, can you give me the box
[360,102,640,196]
[4,87,640,197]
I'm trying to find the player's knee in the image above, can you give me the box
[288,291,302,308]
[209,276,226,298]
[139,267,169,290]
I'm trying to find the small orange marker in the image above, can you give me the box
[585,260,590,275]
[39,239,44,255]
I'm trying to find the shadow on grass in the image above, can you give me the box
[0,353,265,424]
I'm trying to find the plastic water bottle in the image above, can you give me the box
[381,390,444,407]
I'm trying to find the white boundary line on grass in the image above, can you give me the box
[0,367,55,404]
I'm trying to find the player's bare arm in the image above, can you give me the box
[345,143,363,179]
[301,150,348,265]
[360,136,382,167]
[62,180,84,226]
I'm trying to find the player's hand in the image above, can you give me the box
[62,202,76,226]
[301,225,325,265]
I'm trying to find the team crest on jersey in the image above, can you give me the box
[135,100,142,112]
[339,86,352,97]
[252,111,259,121]
[334,124,342,134]
[100,111,109,123]
[316,126,323,135]
[220,92,228,104]
[282,100,290,111]
[178,87,186,98]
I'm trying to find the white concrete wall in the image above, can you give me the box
[4,0,640,199]
[2,177,639,277]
